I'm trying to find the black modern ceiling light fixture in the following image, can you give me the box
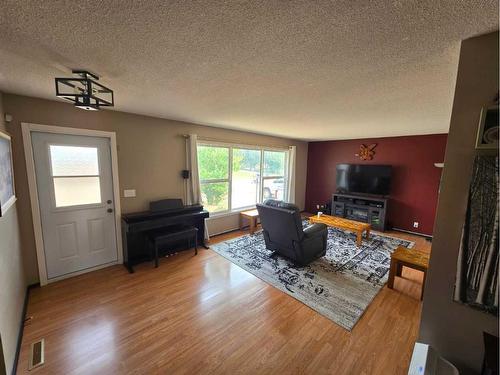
[55,70,114,110]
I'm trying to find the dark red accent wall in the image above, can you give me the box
[305,134,448,235]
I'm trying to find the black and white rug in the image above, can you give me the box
[210,223,414,330]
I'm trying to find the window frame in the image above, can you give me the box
[261,150,288,202]
[197,141,289,216]
[198,144,231,213]
[47,143,105,211]
[231,146,262,210]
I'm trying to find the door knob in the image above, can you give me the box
[107,208,113,213]
[107,200,112,204]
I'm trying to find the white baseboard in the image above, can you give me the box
[208,226,241,237]
[392,227,432,239]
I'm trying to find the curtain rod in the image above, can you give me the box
[179,134,293,150]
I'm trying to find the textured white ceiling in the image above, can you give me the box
[0,1,498,140]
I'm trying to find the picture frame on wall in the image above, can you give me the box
[0,129,16,217]
[453,155,498,315]
[475,103,499,150]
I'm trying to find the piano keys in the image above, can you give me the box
[121,198,209,272]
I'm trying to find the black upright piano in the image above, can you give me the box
[121,199,209,272]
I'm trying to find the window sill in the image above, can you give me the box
[206,206,257,220]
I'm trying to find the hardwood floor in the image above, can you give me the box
[18,227,430,374]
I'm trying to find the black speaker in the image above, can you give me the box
[181,170,190,179]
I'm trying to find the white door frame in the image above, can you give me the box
[22,122,123,286]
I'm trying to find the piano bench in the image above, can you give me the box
[146,225,198,268]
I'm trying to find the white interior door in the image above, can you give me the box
[31,132,118,280]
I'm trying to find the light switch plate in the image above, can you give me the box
[124,189,136,198]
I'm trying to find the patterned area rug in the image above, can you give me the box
[210,223,414,330]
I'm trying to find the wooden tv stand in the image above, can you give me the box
[331,193,388,231]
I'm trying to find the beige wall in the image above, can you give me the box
[0,92,28,374]
[3,94,308,283]
[419,31,499,374]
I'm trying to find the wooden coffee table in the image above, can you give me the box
[309,214,371,246]
[388,246,429,300]
[239,209,259,235]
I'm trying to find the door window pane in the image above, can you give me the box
[53,177,102,207]
[232,149,260,209]
[263,178,284,200]
[200,182,229,212]
[197,145,229,180]
[50,145,99,176]
[263,151,285,176]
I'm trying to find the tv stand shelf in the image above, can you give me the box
[332,193,388,231]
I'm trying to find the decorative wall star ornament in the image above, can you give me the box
[355,143,377,160]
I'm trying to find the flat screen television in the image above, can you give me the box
[336,164,392,196]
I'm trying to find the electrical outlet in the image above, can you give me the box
[413,221,419,228]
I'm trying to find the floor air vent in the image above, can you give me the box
[28,339,44,370]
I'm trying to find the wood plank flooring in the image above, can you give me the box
[17,227,430,374]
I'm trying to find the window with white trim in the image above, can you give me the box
[49,145,102,207]
[197,143,289,213]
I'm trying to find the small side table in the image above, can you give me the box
[388,246,429,300]
[239,209,259,235]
